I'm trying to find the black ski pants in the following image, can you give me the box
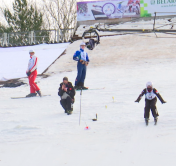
[144,97,159,119]
[60,96,73,112]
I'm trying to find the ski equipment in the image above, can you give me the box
[11,94,50,99]
[79,89,83,126]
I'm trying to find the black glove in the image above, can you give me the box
[135,98,140,103]
[26,71,31,76]
[162,101,167,104]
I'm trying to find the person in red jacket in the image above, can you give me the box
[26,50,42,97]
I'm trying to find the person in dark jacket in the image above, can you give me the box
[58,77,75,115]
[135,81,166,125]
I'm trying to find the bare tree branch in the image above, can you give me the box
[42,0,77,40]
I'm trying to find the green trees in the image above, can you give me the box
[4,0,43,32]
[0,0,49,45]
[0,0,76,45]
[0,23,6,33]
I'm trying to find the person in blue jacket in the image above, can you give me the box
[73,42,90,90]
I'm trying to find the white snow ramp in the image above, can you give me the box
[0,43,70,81]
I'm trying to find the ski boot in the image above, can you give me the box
[81,83,88,90]
[154,117,158,125]
[67,110,73,115]
[145,118,149,126]
[36,90,42,97]
[26,93,37,97]
[82,86,88,90]
[71,103,73,111]
[74,85,78,89]
[74,85,81,90]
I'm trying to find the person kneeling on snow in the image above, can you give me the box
[135,82,166,124]
[58,77,75,115]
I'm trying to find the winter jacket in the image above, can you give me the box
[27,55,38,73]
[135,88,166,103]
[58,82,75,100]
[73,48,89,62]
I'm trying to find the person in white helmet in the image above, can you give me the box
[26,50,42,97]
[135,81,166,125]
[73,42,89,90]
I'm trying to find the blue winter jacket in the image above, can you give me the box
[73,48,89,62]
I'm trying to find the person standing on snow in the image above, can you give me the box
[26,50,42,97]
[135,82,166,125]
[58,77,75,115]
[73,42,89,90]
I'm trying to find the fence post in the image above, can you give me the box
[153,12,157,31]
[57,29,60,42]
[30,31,34,44]
[34,31,36,44]
[3,33,7,46]
[60,29,63,42]
[8,33,9,45]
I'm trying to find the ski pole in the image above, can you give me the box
[79,88,82,126]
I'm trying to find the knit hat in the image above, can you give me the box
[63,77,68,81]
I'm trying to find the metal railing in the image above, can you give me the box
[94,13,176,37]
[0,28,76,47]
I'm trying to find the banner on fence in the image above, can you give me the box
[141,0,176,17]
[77,0,140,21]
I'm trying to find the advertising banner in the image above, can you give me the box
[77,0,140,21]
[140,0,176,17]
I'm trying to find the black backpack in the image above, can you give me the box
[86,39,95,50]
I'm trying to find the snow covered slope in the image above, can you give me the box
[1,34,176,166]
[0,43,69,81]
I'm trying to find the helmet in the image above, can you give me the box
[80,42,86,46]
[146,81,153,88]
[29,50,35,53]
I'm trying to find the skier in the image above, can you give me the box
[26,50,42,97]
[58,77,75,115]
[135,82,166,125]
[73,42,90,90]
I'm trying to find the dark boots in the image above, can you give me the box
[60,97,73,115]
[26,93,37,97]
[154,117,158,125]
[74,82,88,90]
[67,110,73,115]
[26,90,42,98]
[145,118,149,126]
[74,82,82,90]
[37,90,42,97]
[66,103,73,115]
[145,117,158,126]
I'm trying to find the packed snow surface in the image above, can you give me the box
[0,43,69,81]
[1,34,176,166]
